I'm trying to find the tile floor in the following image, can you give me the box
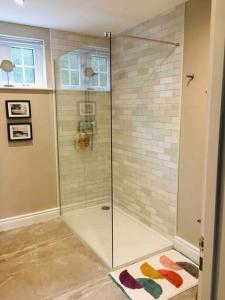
[0,218,197,300]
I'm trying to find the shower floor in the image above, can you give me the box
[62,205,172,267]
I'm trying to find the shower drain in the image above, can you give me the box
[101,205,111,210]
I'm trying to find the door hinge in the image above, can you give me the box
[199,256,203,272]
[199,235,204,252]
[198,235,204,271]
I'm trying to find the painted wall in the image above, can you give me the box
[177,0,211,246]
[0,23,58,219]
[112,5,185,239]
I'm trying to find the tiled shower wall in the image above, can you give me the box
[51,31,111,210]
[50,29,108,60]
[56,90,111,210]
[112,5,185,238]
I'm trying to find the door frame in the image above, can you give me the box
[198,0,225,299]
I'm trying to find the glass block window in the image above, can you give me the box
[91,55,108,89]
[60,53,80,88]
[0,35,46,88]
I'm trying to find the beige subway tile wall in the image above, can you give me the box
[55,90,111,210]
[50,29,108,60]
[51,30,111,211]
[112,5,185,239]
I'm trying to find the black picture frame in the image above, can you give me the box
[6,100,31,119]
[8,123,33,142]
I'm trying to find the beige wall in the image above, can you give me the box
[198,0,225,296]
[0,22,58,219]
[177,0,211,246]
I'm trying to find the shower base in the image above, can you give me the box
[62,205,172,267]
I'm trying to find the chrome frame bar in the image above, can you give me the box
[121,34,180,47]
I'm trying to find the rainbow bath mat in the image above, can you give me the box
[109,249,198,300]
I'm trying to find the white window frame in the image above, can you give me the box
[60,53,81,89]
[90,54,109,91]
[11,46,36,86]
[0,35,47,88]
[60,47,110,92]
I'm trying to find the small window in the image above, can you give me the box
[0,35,46,88]
[11,47,35,85]
[59,48,110,91]
[91,55,109,89]
[60,53,80,88]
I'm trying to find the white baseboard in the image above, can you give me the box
[174,235,200,265]
[0,207,60,232]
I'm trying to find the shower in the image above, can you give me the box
[55,14,183,267]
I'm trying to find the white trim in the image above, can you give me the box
[0,207,60,232]
[0,87,53,92]
[174,235,200,265]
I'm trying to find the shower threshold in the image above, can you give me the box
[62,204,173,267]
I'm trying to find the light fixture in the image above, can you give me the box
[15,0,25,6]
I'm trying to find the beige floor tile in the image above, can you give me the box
[0,219,197,300]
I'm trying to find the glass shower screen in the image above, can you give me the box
[55,36,113,266]
[55,32,174,269]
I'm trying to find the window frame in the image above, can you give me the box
[0,35,47,88]
[90,54,109,91]
[59,47,110,92]
[60,52,81,89]
[11,46,36,86]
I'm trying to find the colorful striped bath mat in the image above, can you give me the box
[109,249,198,300]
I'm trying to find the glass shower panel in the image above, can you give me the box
[55,40,112,267]
[111,28,180,266]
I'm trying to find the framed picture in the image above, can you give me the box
[79,102,95,116]
[8,123,33,142]
[6,100,31,118]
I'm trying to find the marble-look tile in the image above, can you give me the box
[0,219,197,300]
[0,219,108,300]
[54,279,197,300]
[53,278,125,300]
[0,218,73,259]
